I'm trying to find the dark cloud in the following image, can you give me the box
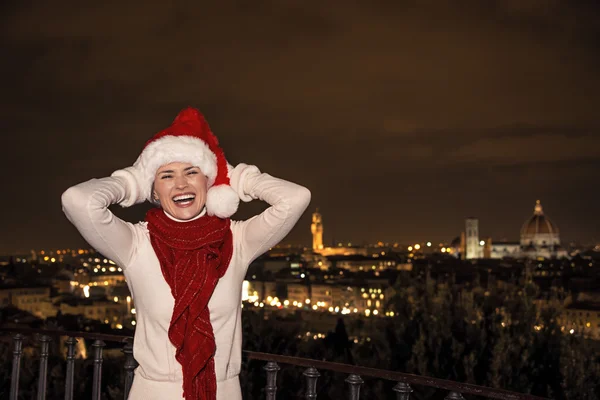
[1,0,599,253]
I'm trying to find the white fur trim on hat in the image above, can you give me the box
[133,135,218,201]
[206,184,239,218]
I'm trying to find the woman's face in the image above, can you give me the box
[153,162,207,220]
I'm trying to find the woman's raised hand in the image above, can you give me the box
[110,164,147,207]
[228,163,261,203]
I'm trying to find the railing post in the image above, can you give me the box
[10,333,24,400]
[445,392,466,400]
[345,374,364,400]
[393,382,413,400]
[64,337,77,400]
[92,339,105,400]
[303,367,320,399]
[37,334,51,400]
[264,361,280,400]
[122,339,137,400]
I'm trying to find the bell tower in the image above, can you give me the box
[311,209,324,251]
[465,218,480,260]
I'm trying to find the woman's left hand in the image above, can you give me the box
[228,163,261,202]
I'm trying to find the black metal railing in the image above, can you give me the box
[1,326,547,400]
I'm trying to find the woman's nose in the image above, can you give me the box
[174,175,188,188]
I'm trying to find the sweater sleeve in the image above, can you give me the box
[61,176,138,269]
[237,172,311,265]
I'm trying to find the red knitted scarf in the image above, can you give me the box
[145,208,233,400]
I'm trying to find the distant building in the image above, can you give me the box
[59,298,128,329]
[520,200,568,259]
[561,301,600,340]
[311,210,324,251]
[310,210,367,256]
[326,255,398,272]
[490,242,521,259]
[0,286,55,319]
[465,218,481,260]
[465,200,568,260]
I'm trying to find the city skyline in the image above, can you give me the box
[1,1,600,253]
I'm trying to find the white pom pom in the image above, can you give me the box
[206,184,240,218]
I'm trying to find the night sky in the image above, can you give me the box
[1,1,600,254]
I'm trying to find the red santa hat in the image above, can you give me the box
[133,107,239,218]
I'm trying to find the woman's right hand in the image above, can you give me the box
[110,165,147,207]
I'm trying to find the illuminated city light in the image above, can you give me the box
[131,321,136,326]
[426,242,431,247]
[131,308,136,314]
[241,281,249,301]
[407,246,413,251]
[414,244,421,250]
[113,296,118,303]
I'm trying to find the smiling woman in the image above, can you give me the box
[153,163,208,221]
[60,107,311,400]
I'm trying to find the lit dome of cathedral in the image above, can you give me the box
[519,200,566,259]
[521,200,559,236]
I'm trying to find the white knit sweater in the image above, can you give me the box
[61,167,311,399]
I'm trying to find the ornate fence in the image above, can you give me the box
[1,326,547,400]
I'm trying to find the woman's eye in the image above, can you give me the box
[161,175,172,179]
[187,171,198,175]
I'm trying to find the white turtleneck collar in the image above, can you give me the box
[163,207,207,223]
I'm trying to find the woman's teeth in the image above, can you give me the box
[172,194,195,203]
